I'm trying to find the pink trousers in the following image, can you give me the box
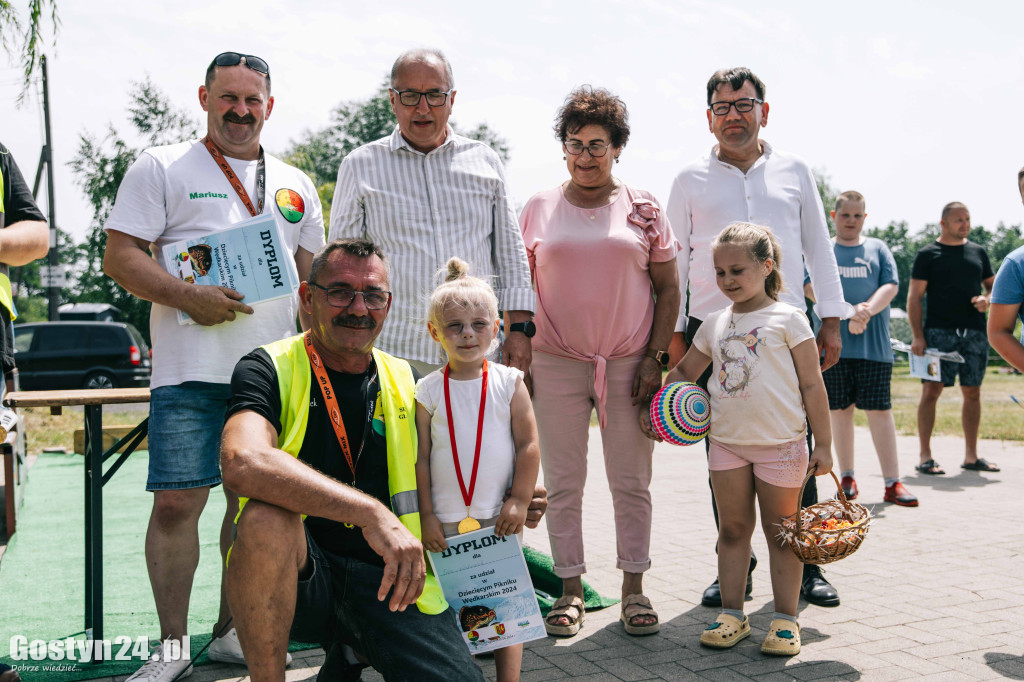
[531,351,654,578]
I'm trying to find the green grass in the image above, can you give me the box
[23,407,143,454]
[853,364,1024,441]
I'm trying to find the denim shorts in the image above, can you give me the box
[924,328,989,387]
[146,381,232,491]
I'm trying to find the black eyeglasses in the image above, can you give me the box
[209,52,270,76]
[709,98,763,116]
[309,283,391,310]
[390,88,452,107]
[564,141,610,158]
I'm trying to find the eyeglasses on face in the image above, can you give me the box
[308,283,392,310]
[709,98,763,116]
[209,52,270,76]
[564,141,610,157]
[390,88,452,107]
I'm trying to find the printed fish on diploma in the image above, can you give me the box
[427,527,546,654]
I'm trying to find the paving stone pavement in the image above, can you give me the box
[89,426,1023,681]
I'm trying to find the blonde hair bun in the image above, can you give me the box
[445,256,470,282]
[427,258,500,327]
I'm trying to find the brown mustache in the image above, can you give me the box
[333,315,375,329]
[224,112,257,124]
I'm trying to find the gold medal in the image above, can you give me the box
[458,516,482,534]
[445,361,489,538]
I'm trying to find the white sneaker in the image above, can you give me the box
[125,639,193,681]
[207,627,292,666]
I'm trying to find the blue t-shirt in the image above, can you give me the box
[991,244,1024,333]
[834,237,898,363]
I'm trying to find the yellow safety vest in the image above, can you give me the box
[249,333,447,615]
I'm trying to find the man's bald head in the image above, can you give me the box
[390,48,454,90]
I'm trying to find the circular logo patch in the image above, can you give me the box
[275,188,305,223]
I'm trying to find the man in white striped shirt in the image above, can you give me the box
[329,48,535,375]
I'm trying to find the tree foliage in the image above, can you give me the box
[68,77,199,340]
[0,0,59,101]
[284,81,397,188]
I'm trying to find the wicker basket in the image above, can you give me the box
[776,471,871,565]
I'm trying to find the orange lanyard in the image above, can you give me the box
[303,331,357,480]
[201,136,265,217]
[443,360,488,511]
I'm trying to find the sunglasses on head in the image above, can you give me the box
[209,52,270,76]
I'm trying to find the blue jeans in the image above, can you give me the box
[147,381,232,490]
[291,526,484,682]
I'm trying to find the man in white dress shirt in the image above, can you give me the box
[666,66,851,609]
[329,48,535,376]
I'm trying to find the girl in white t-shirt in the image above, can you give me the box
[415,257,540,682]
[652,222,832,656]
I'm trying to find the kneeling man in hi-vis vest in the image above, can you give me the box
[222,238,547,682]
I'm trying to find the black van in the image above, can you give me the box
[13,321,151,390]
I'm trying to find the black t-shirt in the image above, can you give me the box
[229,347,412,566]
[911,241,994,331]
[1,142,46,375]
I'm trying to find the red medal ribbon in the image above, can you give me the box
[303,331,357,480]
[201,136,265,217]
[444,359,488,513]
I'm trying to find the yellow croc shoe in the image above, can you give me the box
[761,618,801,655]
[699,613,750,648]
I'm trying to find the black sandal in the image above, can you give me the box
[961,458,1000,472]
[915,459,945,475]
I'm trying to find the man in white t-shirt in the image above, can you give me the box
[103,52,325,681]
[666,67,851,611]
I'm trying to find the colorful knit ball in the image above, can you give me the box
[649,382,711,446]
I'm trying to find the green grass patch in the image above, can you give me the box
[854,364,1023,441]
[22,407,144,454]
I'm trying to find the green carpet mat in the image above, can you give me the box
[0,451,246,680]
[524,546,619,615]
[0,452,615,681]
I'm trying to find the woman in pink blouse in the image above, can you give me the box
[520,86,680,638]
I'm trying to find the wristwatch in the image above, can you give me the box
[646,349,669,367]
[508,321,536,338]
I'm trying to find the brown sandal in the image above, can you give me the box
[545,595,584,636]
[620,593,660,635]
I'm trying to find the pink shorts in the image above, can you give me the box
[707,437,809,488]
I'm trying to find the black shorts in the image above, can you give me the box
[291,525,483,681]
[924,328,989,387]
[822,358,892,411]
